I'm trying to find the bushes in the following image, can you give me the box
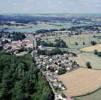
[75,42,78,45]
[86,62,92,69]
[91,41,97,45]
[94,50,101,57]
[58,68,67,75]
[94,50,98,55]
[83,42,85,45]
[97,52,101,57]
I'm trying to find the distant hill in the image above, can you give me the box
[0,15,70,24]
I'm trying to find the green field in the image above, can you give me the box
[74,52,101,69]
[44,33,101,52]
[75,89,101,100]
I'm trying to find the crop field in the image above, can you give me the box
[58,68,101,97]
[44,33,101,99]
[80,44,101,52]
[44,33,101,68]
[73,52,101,69]
[75,89,101,100]
[44,33,101,51]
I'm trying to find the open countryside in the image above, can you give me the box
[0,1,101,99]
[40,28,101,100]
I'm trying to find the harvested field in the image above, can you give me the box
[81,44,101,52]
[58,68,101,97]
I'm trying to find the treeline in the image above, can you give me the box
[68,25,100,31]
[0,15,70,24]
[94,50,101,57]
[37,39,67,48]
[36,29,58,33]
[38,47,68,56]
[0,52,53,100]
[35,28,67,34]
[0,31,26,41]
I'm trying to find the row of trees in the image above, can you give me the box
[68,25,100,32]
[0,31,26,41]
[0,52,53,100]
[37,47,68,56]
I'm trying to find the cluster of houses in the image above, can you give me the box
[34,53,79,100]
[35,54,79,74]
[0,37,33,56]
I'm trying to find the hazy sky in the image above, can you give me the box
[0,0,101,14]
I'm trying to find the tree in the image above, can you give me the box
[94,49,98,55]
[0,52,52,100]
[97,52,101,57]
[51,48,63,55]
[94,50,101,57]
[91,41,96,45]
[83,42,85,45]
[58,68,67,75]
[86,62,92,69]
[55,39,67,48]
[75,42,78,45]
[12,81,25,100]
